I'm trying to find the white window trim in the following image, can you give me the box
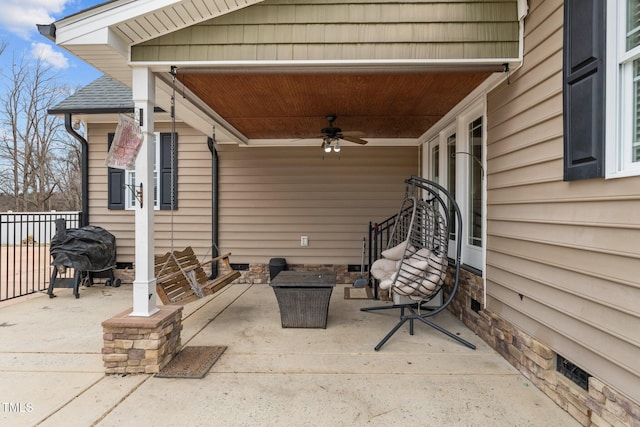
[457,102,485,270]
[442,124,458,260]
[606,0,640,178]
[126,132,160,210]
[427,136,439,184]
[421,99,486,271]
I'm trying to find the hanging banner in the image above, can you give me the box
[105,113,143,170]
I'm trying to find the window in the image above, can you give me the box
[447,132,457,243]
[108,132,178,210]
[460,108,484,268]
[616,0,640,175]
[603,0,640,177]
[633,60,640,162]
[126,134,159,209]
[431,141,440,184]
[468,117,483,248]
[424,103,485,270]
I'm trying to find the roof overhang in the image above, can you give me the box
[43,0,523,145]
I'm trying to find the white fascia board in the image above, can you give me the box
[136,58,520,74]
[61,27,129,58]
[54,0,181,44]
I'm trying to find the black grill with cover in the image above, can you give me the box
[47,218,121,298]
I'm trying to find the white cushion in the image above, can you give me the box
[393,282,419,296]
[410,247,432,262]
[370,258,397,280]
[427,252,446,271]
[381,239,415,260]
[418,273,440,294]
[382,247,447,298]
[416,253,447,296]
[392,257,429,295]
[401,257,429,276]
[379,278,394,290]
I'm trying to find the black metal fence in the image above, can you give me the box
[1,211,82,302]
[368,206,411,299]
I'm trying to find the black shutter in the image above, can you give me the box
[107,133,125,210]
[563,0,606,181]
[159,133,178,210]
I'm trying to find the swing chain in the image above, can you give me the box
[170,66,177,252]
[167,66,222,267]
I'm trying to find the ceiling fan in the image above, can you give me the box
[320,115,367,152]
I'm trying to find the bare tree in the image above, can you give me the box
[0,51,79,211]
[0,55,28,210]
[52,143,82,210]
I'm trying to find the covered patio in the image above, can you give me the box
[0,283,578,426]
[24,1,640,424]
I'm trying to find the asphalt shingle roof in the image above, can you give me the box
[49,75,133,114]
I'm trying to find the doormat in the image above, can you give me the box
[344,286,373,300]
[155,346,226,379]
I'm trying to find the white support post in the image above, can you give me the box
[130,67,158,317]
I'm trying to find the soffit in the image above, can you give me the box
[177,70,493,140]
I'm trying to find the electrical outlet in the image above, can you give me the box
[301,236,309,246]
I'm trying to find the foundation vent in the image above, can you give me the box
[557,355,591,391]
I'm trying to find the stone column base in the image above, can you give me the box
[102,305,183,374]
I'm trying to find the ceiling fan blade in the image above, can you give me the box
[341,135,368,145]
[341,130,366,137]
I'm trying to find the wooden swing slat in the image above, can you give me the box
[154,246,240,305]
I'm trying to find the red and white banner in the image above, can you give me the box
[105,114,143,170]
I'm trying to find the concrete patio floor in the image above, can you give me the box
[0,282,580,427]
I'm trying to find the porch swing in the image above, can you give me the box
[361,175,476,350]
[153,66,240,305]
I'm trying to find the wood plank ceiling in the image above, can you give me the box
[178,71,492,140]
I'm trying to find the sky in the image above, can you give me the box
[0,0,106,90]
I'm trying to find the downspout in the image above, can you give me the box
[207,137,219,279]
[64,113,89,227]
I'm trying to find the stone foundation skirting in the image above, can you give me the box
[102,305,183,374]
[450,268,640,427]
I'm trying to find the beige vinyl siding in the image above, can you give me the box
[132,0,519,62]
[88,125,416,266]
[486,0,640,404]
[87,122,214,263]
[217,146,418,265]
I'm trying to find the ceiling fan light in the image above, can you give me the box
[323,140,331,152]
[333,141,341,152]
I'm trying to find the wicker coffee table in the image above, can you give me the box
[270,271,336,328]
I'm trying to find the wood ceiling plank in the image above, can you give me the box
[178,71,490,139]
